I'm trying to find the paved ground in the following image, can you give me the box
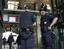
[2,44,42,49]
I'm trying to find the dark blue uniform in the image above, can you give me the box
[8,34,14,49]
[40,13,55,49]
[19,11,36,49]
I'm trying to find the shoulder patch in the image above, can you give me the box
[34,15,36,17]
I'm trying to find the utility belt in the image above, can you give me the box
[41,26,51,32]
[20,28,33,32]
[19,28,34,39]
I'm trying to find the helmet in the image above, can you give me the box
[39,5,47,11]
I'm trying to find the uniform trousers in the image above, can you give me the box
[42,31,54,49]
[20,31,34,49]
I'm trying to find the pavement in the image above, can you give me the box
[2,44,42,49]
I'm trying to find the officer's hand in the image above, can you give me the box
[48,26,52,30]
[33,22,36,26]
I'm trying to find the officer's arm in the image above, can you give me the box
[48,17,58,30]
[32,14,36,26]
[50,17,58,27]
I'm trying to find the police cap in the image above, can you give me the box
[25,5,31,9]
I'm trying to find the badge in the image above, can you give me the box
[44,21,47,24]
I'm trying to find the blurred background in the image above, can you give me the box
[1,0,64,49]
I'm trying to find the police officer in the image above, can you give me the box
[8,34,14,49]
[16,34,21,49]
[39,6,58,49]
[19,5,36,49]
[3,37,6,49]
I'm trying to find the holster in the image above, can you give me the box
[43,26,48,31]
